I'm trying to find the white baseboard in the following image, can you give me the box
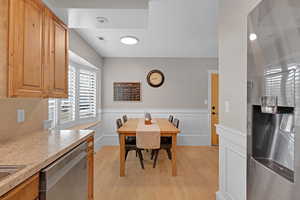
[94,136,105,151]
[177,135,210,146]
[216,191,227,200]
[97,134,211,147]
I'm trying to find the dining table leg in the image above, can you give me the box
[171,134,177,176]
[120,134,126,177]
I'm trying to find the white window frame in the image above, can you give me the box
[49,61,99,129]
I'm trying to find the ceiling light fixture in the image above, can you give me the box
[120,36,139,45]
[249,33,257,41]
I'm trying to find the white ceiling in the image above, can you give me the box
[46,0,150,9]
[44,0,218,58]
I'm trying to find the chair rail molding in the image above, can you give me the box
[216,124,247,200]
[99,108,210,146]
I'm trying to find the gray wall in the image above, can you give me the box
[218,0,261,133]
[69,29,103,115]
[102,57,218,110]
[69,29,103,68]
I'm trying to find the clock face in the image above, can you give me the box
[147,70,165,88]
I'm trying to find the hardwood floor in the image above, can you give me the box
[94,146,219,200]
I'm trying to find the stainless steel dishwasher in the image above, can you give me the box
[40,142,88,200]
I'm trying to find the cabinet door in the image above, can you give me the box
[48,13,69,98]
[8,0,45,97]
[0,174,39,200]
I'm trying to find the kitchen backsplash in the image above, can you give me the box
[0,99,47,142]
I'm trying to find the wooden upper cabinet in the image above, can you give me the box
[8,0,45,97]
[47,12,69,98]
[1,0,69,98]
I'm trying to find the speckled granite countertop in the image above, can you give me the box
[0,129,94,196]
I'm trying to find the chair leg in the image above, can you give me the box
[151,150,155,160]
[125,149,129,160]
[137,149,145,169]
[166,148,172,160]
[136,150,138,157]
[153,150,159,168]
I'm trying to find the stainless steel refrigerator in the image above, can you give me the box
[247,0,300,199]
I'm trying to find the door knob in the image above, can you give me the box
[212,112,216,115]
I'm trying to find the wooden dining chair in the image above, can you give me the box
[116,119,144,169]
[173,118,179,129]
[152,118,180,168]
[168,115,174,123]
[122,115,128,123]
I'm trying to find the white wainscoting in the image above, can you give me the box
[97,109,210,147]
[216,125,247,200]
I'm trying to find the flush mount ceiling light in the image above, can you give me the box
[120,36,139,45]
[249,33,257,41]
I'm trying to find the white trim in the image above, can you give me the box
[99,134,211,146]
[216,124,247,200]
[208,70,218,146]
[216,124,247,152]
[102,108,208,114]
[216,191,227,200]
[94,136,105,151]
[100,108,210,146]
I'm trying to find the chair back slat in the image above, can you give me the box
[173,118,179,128]
[116,119,123,129]
[122,115,128,123]
[168,115,174,123]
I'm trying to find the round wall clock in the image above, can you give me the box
[147,70,165,88]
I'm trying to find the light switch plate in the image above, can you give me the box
[17,109,25,123]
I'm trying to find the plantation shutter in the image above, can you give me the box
[48,98,57,126]
[59,66,76,124]
[79,69,97,119]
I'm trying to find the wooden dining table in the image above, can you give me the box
[117,118,180,177]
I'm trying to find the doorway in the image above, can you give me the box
[209,72,219,146]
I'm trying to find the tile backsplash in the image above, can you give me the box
[0,99,47,141]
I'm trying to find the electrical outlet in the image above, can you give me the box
[17,109,25,123]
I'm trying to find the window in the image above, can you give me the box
[59,66,76,124]
[49,65,98,128]
[79,69,97,119]
[48,98,57,127]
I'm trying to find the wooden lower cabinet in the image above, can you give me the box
[0,137,94,200]
[87,136,94,200]
[0,174,39,200]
